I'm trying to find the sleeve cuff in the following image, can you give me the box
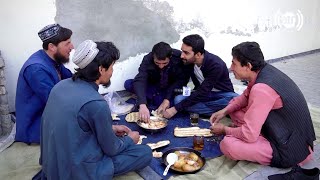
[123,136,135,146]
[225,104,236,114]
[224,126,232,135]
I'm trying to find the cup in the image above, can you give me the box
[190,113,199,126]
[193,135,204,151]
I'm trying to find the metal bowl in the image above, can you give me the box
[162,147,206,174]
[136,117,168,133]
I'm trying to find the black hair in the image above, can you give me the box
[231,42,266,72]
[182,34,205,54]
[42,26,72,50]
[72,41,120,82]
[151,42,172,60]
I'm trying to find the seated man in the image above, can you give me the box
[163,34,237,118]
[15,24,74,144]
[210,42,315,168]
[40,40,152,179]
[124,42,192,122]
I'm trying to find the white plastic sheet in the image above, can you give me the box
[103,91,134,115]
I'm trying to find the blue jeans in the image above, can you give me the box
[124,79,173,108]
[174,91,238,116]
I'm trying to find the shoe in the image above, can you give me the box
[268,165,320,180]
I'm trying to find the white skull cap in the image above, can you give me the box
[73,40,99,69]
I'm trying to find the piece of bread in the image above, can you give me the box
[125,112,139,122]
[152,151,163,158]
[147,140,170,150]
[138,120,167,129]
[151,110,163,118]
[137,135,147,144]
[111,113,120,120]
[174,127,213,137]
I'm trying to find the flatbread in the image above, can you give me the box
[111,114,120,120]
[147,140,170,150]
[174,127,213,137]
[137,135,147,144]
[151,110,163,118]
[125,112,139,122]
[152,151,163,158]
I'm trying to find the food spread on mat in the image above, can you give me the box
[122,111,209,174]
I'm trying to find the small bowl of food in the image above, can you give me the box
[136,116,168,133]
[162,147,206,174]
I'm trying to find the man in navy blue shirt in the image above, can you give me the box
[15,24,74,143]
[124,42,192,122]
[163,34,237,118]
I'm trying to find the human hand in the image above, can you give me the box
[210,109,227,124]
[139,104,150,123]
[127,131,140,144]
[163,107,177,119]
[210,123,226,135]
[112,125,131,136]
[156,99,170,115]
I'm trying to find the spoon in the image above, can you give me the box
[163,153,178,176]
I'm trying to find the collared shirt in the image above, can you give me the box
[194,64,220,92]
[133,49,192,105]
[175,50,234,111]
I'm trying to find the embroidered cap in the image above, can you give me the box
[73,40,99,69]
[38,24,61,42]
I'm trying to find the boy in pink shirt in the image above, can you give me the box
[210,42,315,168]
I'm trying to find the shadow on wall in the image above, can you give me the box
[55,0,179,61]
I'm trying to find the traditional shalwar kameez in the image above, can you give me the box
[15,50,72,143]
[40,79,152,179]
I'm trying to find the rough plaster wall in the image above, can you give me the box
[53,0,320,94]
[3,0,319,112]
[55,0,179,61]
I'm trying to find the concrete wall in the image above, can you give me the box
[1,0,319,112]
